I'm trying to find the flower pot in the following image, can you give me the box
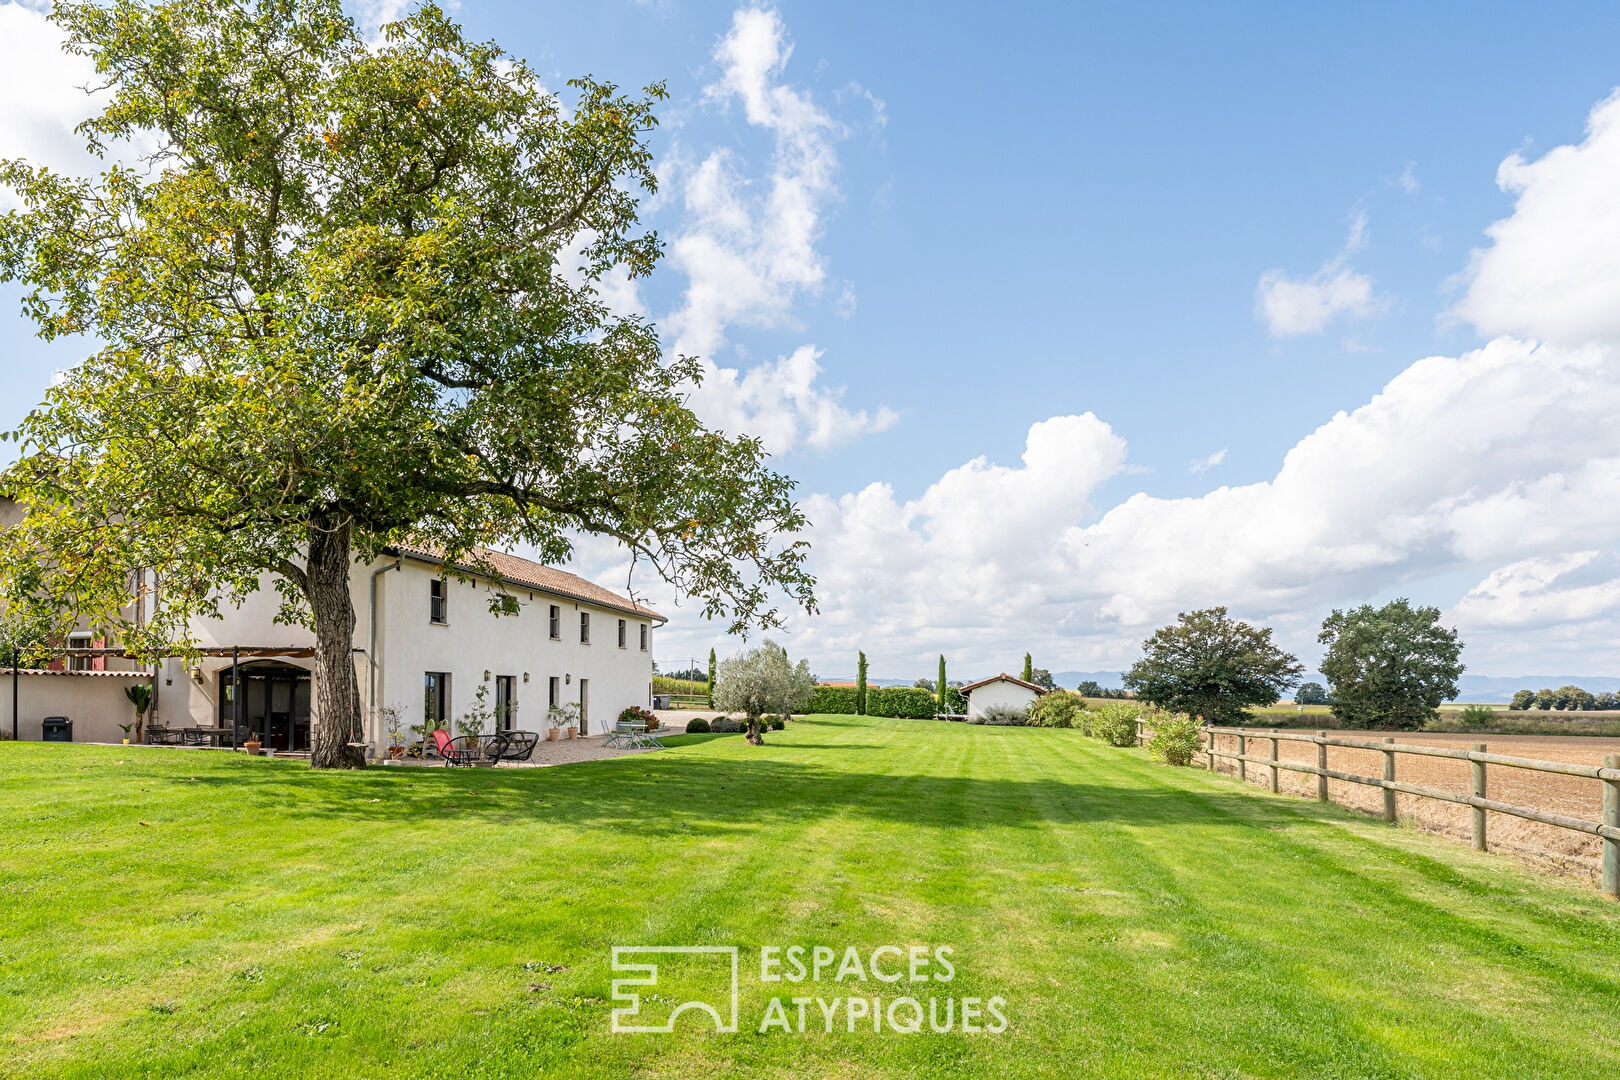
[122,738,130,745]
[566,725,578,739]
[388,745,404,760]
[547,729,559,742]
[243,740,262,755]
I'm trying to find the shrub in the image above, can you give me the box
[865,686,939,719]
[684,718,711,734]
[1029,691,1082,729]
[970,704,1029,726]
[709,717,743,733]
[619,705,657,726]
[764,714,785,730]
[806,686,859,714]
[1458,704,1496,728]
[1090,702,1142,747]
[1146,711,1201,766]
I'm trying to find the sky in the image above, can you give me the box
[4,1,1620,684]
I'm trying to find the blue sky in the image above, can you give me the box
[5,1,1620,683]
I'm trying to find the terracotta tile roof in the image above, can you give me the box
[392,545,666,623]
[959,673,1049,695]
[14,668,154,678]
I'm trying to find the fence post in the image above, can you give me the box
[1204,728,1214,771]
[1237,732,1247,783]
[1471,743,1487,852]
[1382,738,1397,823]
[1604,753,1619,901]
[1268,729,1279,793]
[1316,731,1328,802]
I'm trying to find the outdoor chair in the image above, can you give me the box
[492,730,538,762]
[433,729,508,766]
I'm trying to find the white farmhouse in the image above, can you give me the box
[959,673,1047,720]
[1,499,665,753]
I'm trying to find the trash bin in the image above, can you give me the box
[42,716,72,742]
[652,695,671,710]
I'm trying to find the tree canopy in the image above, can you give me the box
[1123,607,1303,724]
[712,640,813,744]
[0,0,814,767]
[1318,600,1463,731]
[1294,681,1329,706]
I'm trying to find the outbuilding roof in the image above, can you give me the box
[958,673,1049,696]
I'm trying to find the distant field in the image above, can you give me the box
[1210,729,1620,880]
[652,675,707,697]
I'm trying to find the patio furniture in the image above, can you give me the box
[433,729,509,767]
[606,719,665,750]
[492,730,539,762]
[145,725,184,745]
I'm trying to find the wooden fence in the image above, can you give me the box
[1139,721,1620,900]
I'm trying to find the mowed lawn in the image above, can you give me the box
[4,717,1620,1079]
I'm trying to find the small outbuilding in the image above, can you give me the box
[959,673,1048,720]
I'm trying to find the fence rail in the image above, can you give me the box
[1140,720,1620,900]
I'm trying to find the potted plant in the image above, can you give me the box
[456,685,496,763]
[123,683,154,745]
[117,722,133,745]
[243,734,262,754]
[382,706,406,760]
[545,702,578,742]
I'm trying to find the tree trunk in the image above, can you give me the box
[307,516,365,769]
[746,715,764,745]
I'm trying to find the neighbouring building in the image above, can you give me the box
[959,673,1047,720]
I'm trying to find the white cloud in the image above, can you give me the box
[1399,162,1421,194]
[1188,449,1226,476]
[1449,89,1620,347]
[659,6,892,455]
[1255,210,1389,336]
[0,3,108,193]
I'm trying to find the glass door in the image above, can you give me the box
[495,675,516,731]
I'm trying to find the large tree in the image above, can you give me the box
[0,0,813,768]
[1317,600,1463,731]
[1123,607,1303,725]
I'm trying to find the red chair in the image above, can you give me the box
[432,728,503,766]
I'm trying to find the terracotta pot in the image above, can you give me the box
[387,745,404,760]
[547,729,559,742]
[243,740,262,754]
[566,726,578,739]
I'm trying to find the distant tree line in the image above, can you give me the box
[1509,687,1620,711]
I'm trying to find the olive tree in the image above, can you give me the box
[712,641,813,745]
[0,1,813,768]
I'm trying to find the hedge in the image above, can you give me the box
[806,686,859,714]
[866,686,938,719]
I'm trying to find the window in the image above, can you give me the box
[424,672,451,729]
[548,604,560,640]
[495,675,516,731]
[640,623,648,651]
[429,579,447,624]
[580,611,591,644]
[617,619,627,648]
[66,632,93,672]
[548,676,559,709]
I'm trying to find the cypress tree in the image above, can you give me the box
[856,652,869,716]
[1023,653,1033,683]
[706,647,717,709]
[937,654,947,714]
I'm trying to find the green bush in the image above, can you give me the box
[1458,705,1496,727]
[1090,702,1142,747]
[969,704,1029,726]
[806,686,859,714]
[1146,711,1201,766]
[866,686,939,719]
[709,717,743,733]
[684,718,711,734]
[767,715,785,731]
[1029,691,1082,728]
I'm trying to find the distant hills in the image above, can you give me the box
[833,671,1620,703]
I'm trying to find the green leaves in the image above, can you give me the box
[1318,599,1463,730]
[1123,607,1304,725]
[0,0,813,664]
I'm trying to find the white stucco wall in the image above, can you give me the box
[142,556,657,753]
[964,679,1041,719]
[2,671,154,743]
